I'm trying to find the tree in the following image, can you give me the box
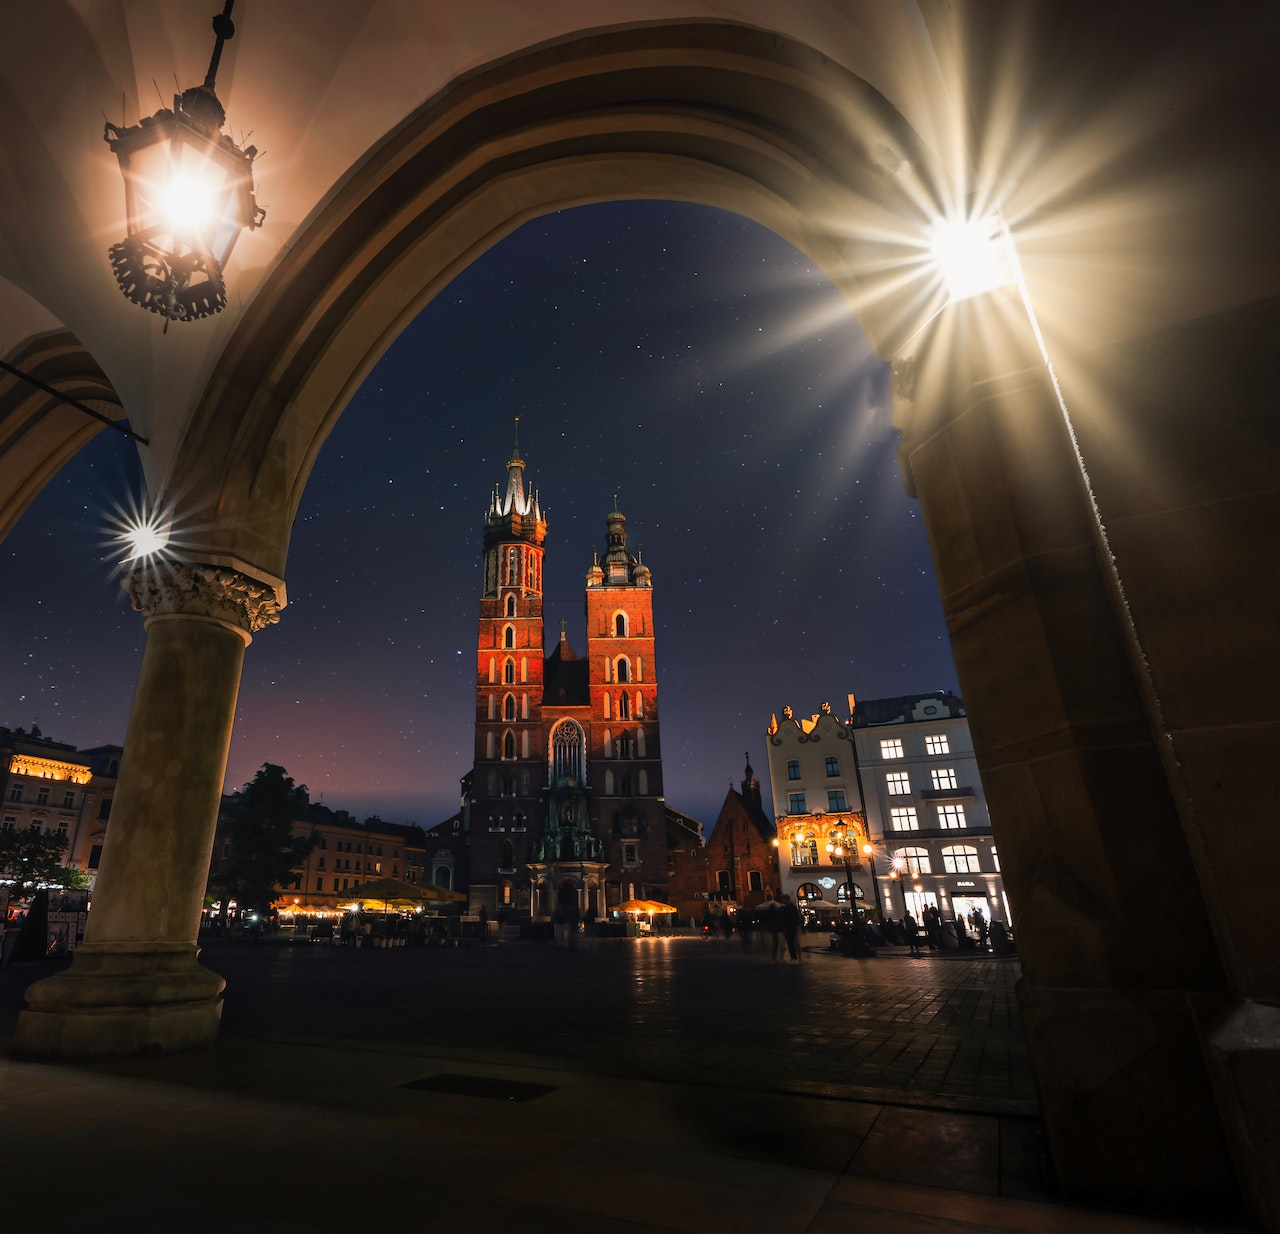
[0,825,70,896]
[208,764,317,925]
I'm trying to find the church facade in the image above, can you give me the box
[466,433,670,922]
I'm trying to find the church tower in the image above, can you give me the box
[470,422,546,913]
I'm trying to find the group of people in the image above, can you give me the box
[701,895,804,962]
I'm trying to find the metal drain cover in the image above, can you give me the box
[403,1072,557,1102]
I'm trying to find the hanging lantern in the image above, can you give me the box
[104,1,264,325]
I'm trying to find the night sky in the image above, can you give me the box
[0,201,959,831]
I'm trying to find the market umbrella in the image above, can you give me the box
[641,900,678,914]
[609,899,652,914]
[346,877,466,907]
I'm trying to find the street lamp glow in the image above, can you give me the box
[119,515,171,561]
[928,214,1017,303]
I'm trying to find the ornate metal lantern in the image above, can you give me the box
[104,1,264,324]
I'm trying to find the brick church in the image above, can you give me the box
[463,429,698,921]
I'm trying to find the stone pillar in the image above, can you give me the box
[14,558,282,1059]
[894,295,1241,1212]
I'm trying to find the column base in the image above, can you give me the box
[13,942,226,1060]
[1207,1000,1280,1233]
[1018,982,1237,1209]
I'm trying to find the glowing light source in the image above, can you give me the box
[103,1,264,324]
[119,516,171,561]
[928,214,1017,303]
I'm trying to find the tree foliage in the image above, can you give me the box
[0,825,70,894]
[208,764,317,918]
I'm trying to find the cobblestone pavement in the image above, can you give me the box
[185,933,1036,1114]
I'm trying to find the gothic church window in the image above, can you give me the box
[504,659,515,684]
[506,594,517,617]
[615,612,628,636]
[504,694,517,721]
[550,720,586,783]
[503,626,515,649]
[503,730,516,759]
[616,657,630,683]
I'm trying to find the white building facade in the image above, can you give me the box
[766,694,1009,931]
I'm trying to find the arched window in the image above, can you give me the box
[488,658,496,684]
[503,694,517,721]
[505,594,517,617]
[500,840,514,870]
[942,845,981,874]
[503,658,515,684]
[618,731,633,759]
[604,770,615,795]
[894,846,932,876]
[550,720,586,784]
[503,625,515,649]
[619,692,631,720]
[638,769,648,795]
[615,612,628,636]
[620,773,633,797]
[521,656,528,683]
[616,657,630,683]
[636,729,646,757]
[603,729,613,758]
[503,730,517,760]
[603,693,612,718]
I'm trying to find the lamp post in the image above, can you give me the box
[825,824,860,918]
[103,0,265,325]
[860,843,886,922]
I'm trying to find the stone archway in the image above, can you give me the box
[12,17,1277,1225]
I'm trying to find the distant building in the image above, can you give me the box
[1,725,120,886]
[208,804,426,921]
[698,757,778,914]
[766,693,1007,929]
[850,691,1007,928]
[765,704,868,913]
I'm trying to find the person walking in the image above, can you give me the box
[904,910,923,957]
[779,895,802,963]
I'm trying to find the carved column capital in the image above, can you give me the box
[122,560,283,635]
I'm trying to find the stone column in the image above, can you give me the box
[894,295,1240,1211]
[14,558,282,1059]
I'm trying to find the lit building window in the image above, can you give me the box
[787,760,800,781]
[787,792,806,814]
[825,756,840,777]
[931,767,958,791]
[894,846,931,876]
[827,790,847,811]
[880,738,904,760]
[886,771,911,795]
[942,844,981,874]
[790,835,819,866]
[938,804,967,829]
[925,734,950,755]
[889,806,919,831]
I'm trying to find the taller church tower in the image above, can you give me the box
[467,434,670,923]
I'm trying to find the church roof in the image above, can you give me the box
[543,637,589,705]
